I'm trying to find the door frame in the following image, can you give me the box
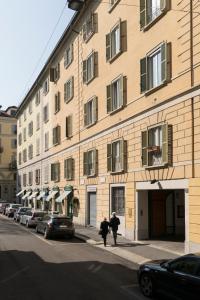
[86,185,97,226]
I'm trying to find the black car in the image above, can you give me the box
[138,253,200,300]
[35,215,75,239]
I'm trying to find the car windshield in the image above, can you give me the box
[12,205,21,209]
[53,218,71,225]
[20,208,30,213]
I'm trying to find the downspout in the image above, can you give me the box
[190,0,195,178]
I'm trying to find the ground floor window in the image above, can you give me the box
[111,186,125,216]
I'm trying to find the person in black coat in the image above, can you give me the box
[100,217,110,247]
[109,212,120,245]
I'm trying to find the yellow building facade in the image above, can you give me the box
[16,0,200,252]
[0,106,17,202]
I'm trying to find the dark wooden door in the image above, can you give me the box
[150,191,166,238]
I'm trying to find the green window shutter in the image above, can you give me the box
[92,97,98,123]
[140,57,147,93]
[82,60,87,83]
[67,115,72,138]
[160,0,166,11]
[94,51,98,78]
[91,52,95,80]
[57,163,60,181]
[57,63,60,80]
[64,160,67,179]
[71,77,74,99]
[106,85,112,113]
[68,158,73,180]
[94,149,98,176]
[58,92,60,111]
[119,75,124,107]
[50,68,55,82]
[162,123,168,165]
[142,131,148,167]
[120,20,127,53]
[84,103,88,126]
[82,22,87,41]
[64,83,67,101]
[119,140,125,171]
[106,33,111,61]
[53,128,55,145]
[140,0,146,28]
[107,143,112,172]
[161,42,167,83]
[83,152,88,176]
[70,44,73,63]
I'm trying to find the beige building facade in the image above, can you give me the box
[0,106,17,202]
[17,0,200,252]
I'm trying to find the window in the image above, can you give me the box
[64,44,73,68]
[28,121,33,137]
[141,123,172,167]
[44,132,49,151]
[18,152,22,165]
[35,169,40,185]
[28,144,33,160]
[35,90,40,106]
[23,174,27,187]
[28,171,33,186]
[53,125,61,146]
[64,77,74,102]
[83,149,97,177]
[107,140,127,173]
[169,258,200,276]
[140,42,170,93]
[64,158,74,180]
[18,133,22,146]
[84,96,97,127]
[83,51,97,84]
[50,63,60,83]
[23,128,26,142]
[28,102,32,114]
[107,75,126,113]
[111,186,125,216]
[66,115,73,138]
[43,105,49,123]
[106,20,126,61]
[44,165,49,184]
[12,125,17,135]
[11,139,17,149]
[36,138,40,156]
[51,163,60,182]
[36,113,40,130]
[82,13,96,42]
[109,0,120,11]
[54,92,61,113]
[23,149,27,163]
[43,78,49,95]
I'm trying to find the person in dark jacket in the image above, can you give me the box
[109,212,120,245]
[100,217,110,247]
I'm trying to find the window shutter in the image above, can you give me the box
[140,0,146,28]
[94,149,98,176]
[91,52,95,80]
[107,85,112,113]
[161,42,167,83]
[107,143,112,172]
[92,97,98,123]
[64,83,67,101]
[83,152,88,176]
[106,33,111,61]
[91,150,96,176]
[70,44,73,63]
[71,76,74,99]
[84,103,88,127]
[50,68,55,82]
[57,126,61,144]
[58,92,61,111]
[94,51,98,78]
[82,22,87,41]
[162,123,168,165]
[82,60,87,83]
[140,57,147,93]
[142,131,148,167]
[120,20,127,53]
[68,158,73,180]
[66,115,72,138]
[119,75,124,107]
[57,63,60,80]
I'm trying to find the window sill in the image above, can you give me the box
[53,143,60,147]
[145,163,167,170]
[108,105,124,115]
[65,177,73,181]
[110,169,124,175]
[108,0,121,13]
[54,110,60,115]
[144,81,167,96]
[44,119,49,124]
[85,76,95,86]
[141,10,167,32]
[64,96,74,104]
[85,121,97,129]
[83,31,95,44]
[108,51,122,64]
[64,60,73,70]
[86,174,96,178]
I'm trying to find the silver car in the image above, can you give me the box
[14,207,31,222]
[20,210,47,227]
[5,204,22,217]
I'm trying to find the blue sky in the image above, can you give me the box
[0,0,74,110]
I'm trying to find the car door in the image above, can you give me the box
[41,215,51,233]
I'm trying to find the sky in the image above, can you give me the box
[0,0,74,110]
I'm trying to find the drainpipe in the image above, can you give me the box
[190,0,195,178]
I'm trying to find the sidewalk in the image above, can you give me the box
[75,225,182,265]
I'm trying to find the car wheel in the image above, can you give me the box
[26,221,29,228]
[44,228,49,239]
[140,273,154,298]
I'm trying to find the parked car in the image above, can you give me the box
[5,204,22,217]
[35,215,75,239]
[0,203,9,214]
[138,253,200,300]
[14,207,31,222]
[20,210,47,227]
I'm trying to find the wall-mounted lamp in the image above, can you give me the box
[67,0,84,11]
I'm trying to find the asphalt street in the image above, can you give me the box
[0,215,146,300]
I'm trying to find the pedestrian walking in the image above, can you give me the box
[99,217,110,247]
[109,212,120,246]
